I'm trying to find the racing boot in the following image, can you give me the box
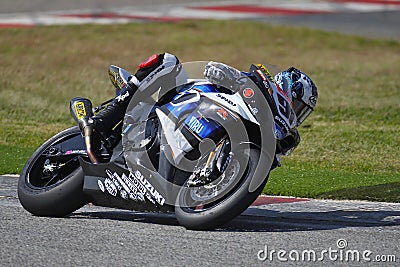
[89,81,138,140]
[89,53,181,140]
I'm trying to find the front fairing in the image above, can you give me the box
[165,82,227,141]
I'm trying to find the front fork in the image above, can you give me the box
[188,138,232,187]
[206,139,232,176]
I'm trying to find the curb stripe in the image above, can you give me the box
[335,0,400,5]
[192,5,332,15]
[59,12,183,23]
[252,195,309,206]
[0,23,33,28]
[1,2,399,28]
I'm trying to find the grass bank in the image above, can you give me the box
[0,20,399,201]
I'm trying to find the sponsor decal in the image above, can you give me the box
[104,178,118,197]
[256,69,267,81]
[101,169,165,206]
[120,190,128,200]
[74,101,86,120]
[273,85,295,128]
[262,80,271,89]
[309,95,317,106]
[247,104,259,115]
[274,123,285,139]
[187,116,204,135]
[116,91,130,102]
[217,108,229,120]
[145,65,165,83]
[98,180,105,192]
[275,115,289,133]
[65,149,87,155]
[216,93,237,107]
[243,88,255,98]
[133,170,165,206]
[257,64,274,81]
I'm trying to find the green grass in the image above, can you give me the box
[264,164,399,198]
[0,20,399,201]
[317,182,400,203]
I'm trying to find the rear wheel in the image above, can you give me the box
[175,148,268,230]
[18,127,88,217]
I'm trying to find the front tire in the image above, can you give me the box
[175,148,268,230]
[18,127,88,217]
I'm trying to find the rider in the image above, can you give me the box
[89,52,318,167]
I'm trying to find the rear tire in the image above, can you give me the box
[175,148,268,230]
[18,127,88,217]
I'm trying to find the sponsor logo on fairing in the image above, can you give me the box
[217,108,228,120]
[98,180,105,192]
[263,80,271,89]
[257,64,274,81]
[100,169,165,205]
[104,178,118,197]
[243,88,254,98]
[247,104,259,115]
[134,170,165,206]
[187,116,204,135]
[256,70,267,81]
[216,93,237,107]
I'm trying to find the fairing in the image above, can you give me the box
[82,61,276,209]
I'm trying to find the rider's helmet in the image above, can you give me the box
[274,67,318,126]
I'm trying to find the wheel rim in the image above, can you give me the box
[25,133,83,189]
[179,152,251,212]
[26,153,80,189]
[189,158,241,202]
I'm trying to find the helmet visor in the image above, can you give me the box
[293,99,313,125]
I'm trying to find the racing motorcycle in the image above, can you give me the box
[18,61,277,230]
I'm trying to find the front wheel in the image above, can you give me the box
[175,148,268,230]
[18,126,88,217]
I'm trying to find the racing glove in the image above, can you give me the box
[204,61,242,91]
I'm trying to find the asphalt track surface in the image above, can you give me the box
[1,175,399,266]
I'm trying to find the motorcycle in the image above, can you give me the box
[18,61,278,230]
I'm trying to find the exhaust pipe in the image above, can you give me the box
[70,97,99,164]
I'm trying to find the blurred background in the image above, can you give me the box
[1,0,399,39]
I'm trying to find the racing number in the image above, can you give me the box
[276,93,291,119]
